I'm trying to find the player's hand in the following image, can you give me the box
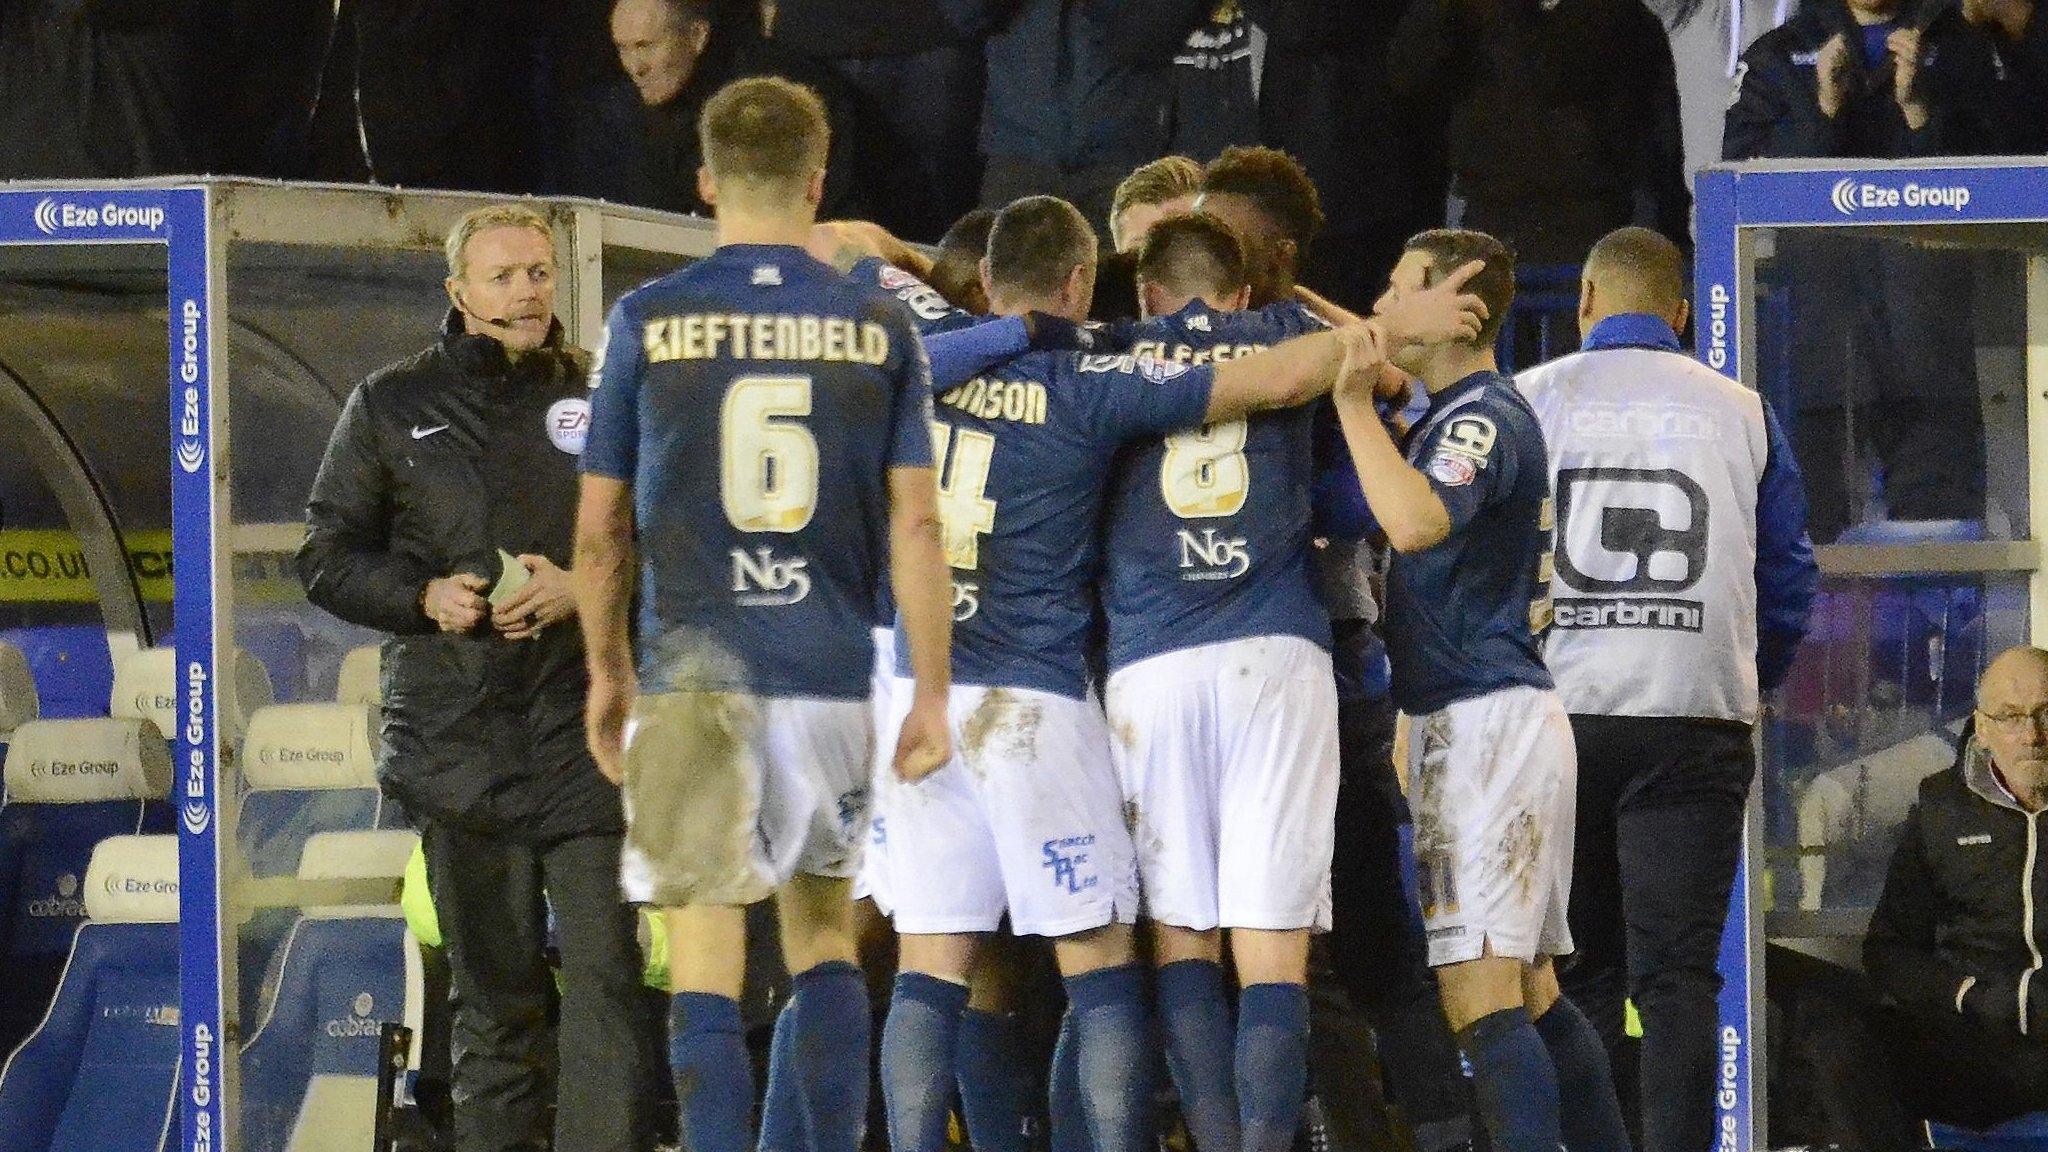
[1373,258,1489,347]
[422,573,489,633]
[1887,28,1930,127]
[1816,33,1853,118]
[586,674,635,785]
[806,222,871,270]
[493,554,575,640]
[1334,322,1391,404]
[892,691,951,783]
[1373,362,1415,404]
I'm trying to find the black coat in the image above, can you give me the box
[1387,0,1691,265]
[553,28,862,218]
[1865,728,2048,1040]
[1723,0,2027,160]
[0,0,212,179]
[297,312,622,843]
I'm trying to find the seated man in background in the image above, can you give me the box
[1790,645,2048,1149]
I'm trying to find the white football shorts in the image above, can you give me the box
[878,680,1139,937]
[1405,684,1577,966]
[1105,635,1339,932]
[853,626,897,912]
[620,691,873,908]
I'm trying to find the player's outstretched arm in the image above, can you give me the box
[1330,326,1451,553]
[573,474,639,784]
[1202,262,1488,424]
[888,465,953,782]
[1292,283,1362,327]
[808,220,934,278]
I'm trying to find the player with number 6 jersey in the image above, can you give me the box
[573,77,953,1152]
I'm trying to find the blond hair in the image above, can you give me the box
[444,204,554,280]
[1110,156,1203,247]
[700,76,830,201]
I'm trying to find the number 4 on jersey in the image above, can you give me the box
[930,422,997,569]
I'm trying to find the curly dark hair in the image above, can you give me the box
[1199,146,1326,256]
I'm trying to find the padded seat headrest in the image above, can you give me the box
[112,645,275,745]
[0,642,37,736]
[2,717,171,802]
[85,834,180,922]
[242,704,380,791]
[297,830,418,881]
[336,645,381,708]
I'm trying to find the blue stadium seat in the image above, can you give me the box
[0,834,182,1152]
[0,719,172,1063]
[237,704,391,1025]
[241,830,420,1152]
[1927,1112,2048,1152]
[0,627,113,721]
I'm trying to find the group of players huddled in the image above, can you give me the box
[569,74,1627,1152]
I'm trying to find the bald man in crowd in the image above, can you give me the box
[1515,227,1818,1152]
[1786,645,2048,1149]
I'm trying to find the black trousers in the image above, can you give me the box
[1560,714,1753,1152]
[1771,946,2048,1151]
[1328,694,1471,1129]
[421,822,655,1152]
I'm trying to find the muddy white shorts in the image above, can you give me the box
[1405,684,1576,966]
[1105,635,1339,932]
[878,681,1138,937]
[620,691,872,908]
[854,627,898,912]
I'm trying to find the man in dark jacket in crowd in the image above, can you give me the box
[297,205,653,1152]
[554,0,860,217]
[1725,0,2027,542]
[1388,0,1691,268]
[1961,0,2048,149]
[770,0,984,242]
[957,0,1178,232]
[1783,645,2048,1150]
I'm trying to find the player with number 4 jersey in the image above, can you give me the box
[867,196,1492,1152]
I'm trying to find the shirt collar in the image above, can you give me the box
[1427,369,1501,412]
[1583,313,1682,353]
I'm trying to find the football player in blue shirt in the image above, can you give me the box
[872,194,1488,1152]
[1099,211,1336,1152]
[1329,229,1632,1152]
[572,77,955,1152]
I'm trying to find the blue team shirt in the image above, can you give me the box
[901,347,1216,698]
[582,244,936,699]
[1386,370,1555,715]
[851,256,983,337]
[1101,300,1331,672]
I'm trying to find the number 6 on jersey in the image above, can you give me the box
[721,374,819,532]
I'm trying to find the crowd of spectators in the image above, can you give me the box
[7,0,2041,312]
[0,0,1683,310]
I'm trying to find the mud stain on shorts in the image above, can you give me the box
[961,687,1043,780]
[1497,809,1544,899]
[625,690,768,906]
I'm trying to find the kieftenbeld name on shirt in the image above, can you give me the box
[581,244,936,701]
